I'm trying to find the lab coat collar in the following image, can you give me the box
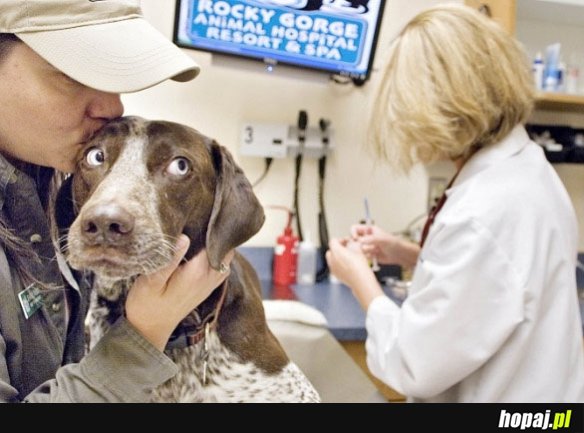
[449,124,531,191]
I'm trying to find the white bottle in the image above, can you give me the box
[566,64,580,94]
[296,232,317,285]
[532,51,545,91]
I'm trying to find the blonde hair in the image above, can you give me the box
[370,3,535,173]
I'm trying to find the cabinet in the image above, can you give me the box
[464,0,516,34]
[341,340,406,402]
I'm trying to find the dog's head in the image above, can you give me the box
[64,116,264,286]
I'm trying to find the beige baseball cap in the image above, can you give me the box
[0,0,200,93]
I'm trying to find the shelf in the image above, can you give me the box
[535,92,584,112]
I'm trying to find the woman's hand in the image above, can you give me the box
[125,235,234,351]
[351,224,420,269]
[325,237,369,287]
[326,238,383,311]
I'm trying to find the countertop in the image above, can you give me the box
[260,278,400,341]
[239,246,400,341]
[239,247,584,341]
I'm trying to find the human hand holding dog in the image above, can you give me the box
[326,238,383,311]
[125,235,233,351]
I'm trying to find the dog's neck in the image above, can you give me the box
[94,272,231,347]
[166,279,228,350]
[94,276,132,302]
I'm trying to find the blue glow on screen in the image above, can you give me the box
[174,0,385,81]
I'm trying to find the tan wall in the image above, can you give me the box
[123,0,584,251]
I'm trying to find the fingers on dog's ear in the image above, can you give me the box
[175,235,190,257]
[224,249,235,264]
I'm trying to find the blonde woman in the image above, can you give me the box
[327,4,584,402]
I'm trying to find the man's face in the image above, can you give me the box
[0,43,124,173]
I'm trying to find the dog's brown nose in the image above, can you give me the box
[80,204,135,245]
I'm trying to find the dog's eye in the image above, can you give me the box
[85,148,105,166]
[167,157,190,176]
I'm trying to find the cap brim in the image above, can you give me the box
[17,17,200,93]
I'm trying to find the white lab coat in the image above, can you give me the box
[366,125,584,402]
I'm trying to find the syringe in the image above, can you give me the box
[364,197,380,272]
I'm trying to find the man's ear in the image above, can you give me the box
[205,141,265,269]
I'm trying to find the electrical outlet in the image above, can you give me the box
[427,177,448,212]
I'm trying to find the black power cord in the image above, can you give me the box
[251,157,273,188]
[316,118,330,282]
[293,110,307,242]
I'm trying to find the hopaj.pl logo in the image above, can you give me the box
[498,409,572,430]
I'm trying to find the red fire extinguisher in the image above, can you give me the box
[273,210,298,286]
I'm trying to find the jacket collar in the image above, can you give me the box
[449,125,531,192]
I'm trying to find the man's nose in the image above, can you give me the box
[87,91,124,121]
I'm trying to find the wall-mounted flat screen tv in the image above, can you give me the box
[173,0,386,84]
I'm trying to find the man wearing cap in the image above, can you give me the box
[0,0,231,402]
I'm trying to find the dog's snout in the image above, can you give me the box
[80,204,135,245]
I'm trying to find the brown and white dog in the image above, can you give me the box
[59,116,320,403]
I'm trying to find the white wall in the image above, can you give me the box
[124,0,584,251]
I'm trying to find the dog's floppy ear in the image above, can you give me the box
[206,141,265,269]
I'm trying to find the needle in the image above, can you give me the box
[364,197,380,271]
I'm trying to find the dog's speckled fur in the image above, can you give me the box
[64,116,320,403]
[86,285,319,403]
